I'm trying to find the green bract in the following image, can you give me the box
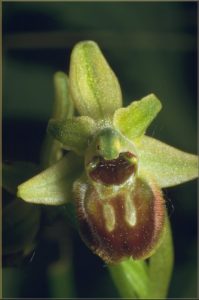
[14,41,198,298]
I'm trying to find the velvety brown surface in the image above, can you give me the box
[75,177,165,263]
[89,152,136,185]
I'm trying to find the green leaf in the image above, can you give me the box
[47,262,76,298]
[113,94,162,140]
[135,135,198,188]
[53,71,74,119]
[48,116,96,155]
[69,40,122,120]
[109,259,150,298]
[3,197,41,255]
[149,213,174,298]
[17,153,83,205]
[2,162,39,195]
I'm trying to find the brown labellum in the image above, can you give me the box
[88,152,137,186]
[74,176,165,264]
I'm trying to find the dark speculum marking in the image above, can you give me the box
[88,152,136,185]
[75,177,165,264]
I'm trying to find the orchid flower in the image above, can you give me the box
[5,41,197,298]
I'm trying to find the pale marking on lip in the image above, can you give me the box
[124,194,137,227]
[103,203,116,232]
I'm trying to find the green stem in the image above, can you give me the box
[108,259,150,298]
[47,261,76,298]
[148,214,174,298]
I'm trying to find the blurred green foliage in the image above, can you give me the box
[2,2,197,298]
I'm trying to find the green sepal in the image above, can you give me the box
[135,135,198,188]
[113,94,162,140]
[53,71,74,119]
[48,116,96,155]
[69,40,122,120]
[2,162,39,195]
[17,153,84,205]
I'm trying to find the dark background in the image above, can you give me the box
[2,2,197,298]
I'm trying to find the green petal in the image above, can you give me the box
[135,135,198,188]
[113,94,162,140]
[48,116,96,155]
[2,162,39,195]
[69,41,122,120]
[17,153,83,205]
[53,72,74,119]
